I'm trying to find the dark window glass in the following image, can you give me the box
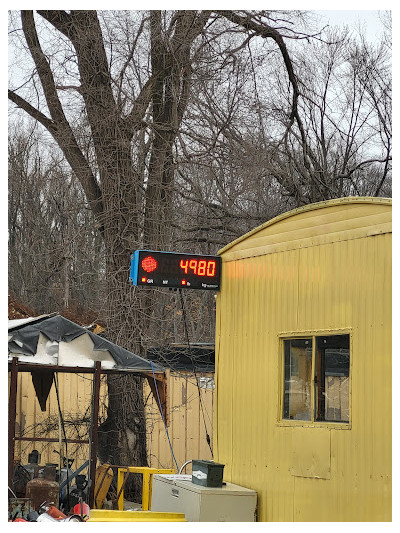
[282,334,350,424]
[315,335,350,423]
[283,338,312,421]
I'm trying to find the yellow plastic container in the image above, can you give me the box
[87,510,186,522]
[94,463,113,509]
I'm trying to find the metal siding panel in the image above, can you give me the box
[215,259,236,480]
[13,368,215,474]
[217,250,301,521]
[186,376,200,460]
[291,428,331,479]
[13,372,92,470]
[216,202,391,521]
[145,372,214,471]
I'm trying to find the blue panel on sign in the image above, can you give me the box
[129,250,140,285]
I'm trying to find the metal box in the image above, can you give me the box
[192,459,224,487]
[151,474,257,522]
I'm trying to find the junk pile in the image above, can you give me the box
[8,501,86,522]
[9,449,89,522]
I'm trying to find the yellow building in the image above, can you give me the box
[214,197,391,521]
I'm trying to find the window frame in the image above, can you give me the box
[277,329,352,429]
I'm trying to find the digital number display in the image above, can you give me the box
[130,250,221,290]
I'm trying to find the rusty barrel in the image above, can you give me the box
[25,465,59,511]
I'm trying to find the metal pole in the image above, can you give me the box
[8,357,18,488]
[88,361,101,508]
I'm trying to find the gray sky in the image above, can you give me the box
[315,10,388,42]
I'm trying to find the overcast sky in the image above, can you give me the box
[315,10,388,42]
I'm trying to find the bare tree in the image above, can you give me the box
[174,20,391,220]
[9,124,104,315]
[262,26,392,203]
[8,10,304,484]
[9,9,390,496]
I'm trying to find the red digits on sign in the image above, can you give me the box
[180,259,189,274]
[189,259,198,274]
[207,261,216,277]
[180,258,216,277]
[198,260,206,276]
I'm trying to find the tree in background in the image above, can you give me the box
[9,124,104,316]
[8,10,391,495]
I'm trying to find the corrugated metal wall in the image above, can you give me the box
[145,372,214,470]
[12,369,213,473]
[12,371,101,472]
[215,198,392,522]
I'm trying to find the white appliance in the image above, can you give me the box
[151,474,257,522]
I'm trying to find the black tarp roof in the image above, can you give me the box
[147,344,215,372]
[8,314,163,372]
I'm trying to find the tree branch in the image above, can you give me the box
[13,10,105,233]
[8,90,55,132]
[217,10,318,184]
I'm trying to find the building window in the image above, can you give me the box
[282,334,350,423]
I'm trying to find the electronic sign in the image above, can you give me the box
[130,250,221,290]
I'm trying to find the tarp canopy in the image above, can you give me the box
[8,314,163,372]
[147,344,215,372]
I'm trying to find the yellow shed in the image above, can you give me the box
[214,197,391,522]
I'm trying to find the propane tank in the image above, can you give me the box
[25,465,59,511]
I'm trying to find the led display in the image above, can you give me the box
[130,250,221,290]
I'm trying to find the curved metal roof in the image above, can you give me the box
[218,196,391,260]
